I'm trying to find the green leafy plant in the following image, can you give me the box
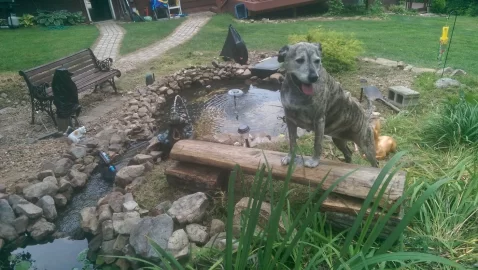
[34,10,85,27]
[422,94,478,150]
[109,149,466,269]
[0,18,7,26]
[19,14,35,27]
[327,0,345,15]
[431,0,447,13]
[289,28,364,73]
[368,0,385,16]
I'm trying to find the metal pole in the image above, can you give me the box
[441,10,457,77]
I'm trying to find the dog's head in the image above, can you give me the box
[278,42,323,96]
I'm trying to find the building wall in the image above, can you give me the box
[131,0,216,17]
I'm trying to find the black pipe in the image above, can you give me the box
[441,10,458,78]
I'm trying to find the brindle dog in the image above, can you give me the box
[278,42,378,168]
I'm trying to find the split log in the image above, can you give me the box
[165,161,229,192]
[170,140,406,210]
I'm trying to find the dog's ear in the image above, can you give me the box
[313,43,323,53]
[278,45,289,63]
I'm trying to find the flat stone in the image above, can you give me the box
[81,207,99,235]
[115,165,145,188]
[210,219,225,235]
[0,199,15,225]
[168,229,190,259]
[69,170,88,188]
[16,202,43,219]
[54,158,74,177]
[28,218,55,241]
[112,211,141,235]
[131,154,153,165]
[186,224,209,245]
[23,182,58,202]
[37,170,55,181]
[37,195,57,221]
[13,215,28,234]
[98,204,112,224]
[435,67,454,76]
[451,69,466,77]
[0,222,18,241]
[435,78,462,89]
[167,192,209,225]
[102,220,115,241]
[70,146,87,159]
[129,214,174,260]
[411,67,436,74]
[375,58,398,67]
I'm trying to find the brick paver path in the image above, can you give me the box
[92,20,125,61]
[115,12,212,73]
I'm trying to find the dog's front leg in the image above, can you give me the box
[281,116,298,166]
[304,117,325,168]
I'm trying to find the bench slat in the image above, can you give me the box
[29,55,96,86]
[77,71,120,91]
[22,49,92,77]
[75,71,117,88]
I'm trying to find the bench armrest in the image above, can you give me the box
[96,58,113,71]
[31,83,51,100]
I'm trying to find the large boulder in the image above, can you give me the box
[0,199,15,225]
[112,212,141,235]
[37,195,57,221]
[115,165,145,188]
[54,158,74,177]
[167,192,209,225]
[23,182,58,202]
[167,229,189,259]
[129,214,174,260]
[28,218,55,241]
[81,207,99,235]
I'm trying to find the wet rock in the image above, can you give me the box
[101,239,117,264]
[129,214,174,260]
[70,146,87,159]
[23,182,58,202]
[115,165,145,188]
[168,192,209,225]
[108,192,124,213]
[81,207,99,235]
[53,194,68,208]
[186,224,209,245]
[115,258,130,270]
[42,176,58,186]
[89,233,103,252]
[37,195,57,221]
[54,158,74,177]
[37,170,55,181]
[435,78,462,89]
[123,193,138,212]
[102,220,115,241]
[98,204,113,224]
[0,199,15,225]
[150,201,172,217]
[210,219,225,235]
[168,229,189,259]
[70,169,88,188]
[0,223,18,241]
[58,178,72,192]
[16,202,43,219]
[13,215,28,234]
[28,218,55,241]
[112,211,141,235]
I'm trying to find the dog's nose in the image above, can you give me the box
[308,73,319,83]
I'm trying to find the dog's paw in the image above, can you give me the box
[281,155,292,166]
[304,158,320,168]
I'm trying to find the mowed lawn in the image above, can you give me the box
[179,14,478,74]
[119,18,185,55]
[0,25,99,72]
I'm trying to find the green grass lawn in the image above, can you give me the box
[0,25,99,72]
[178,14,478,74]
[119,18,185,55]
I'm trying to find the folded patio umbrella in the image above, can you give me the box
[220,24,248,65]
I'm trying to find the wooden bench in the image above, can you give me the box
[19,48,121,125]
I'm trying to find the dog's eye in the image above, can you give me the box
[314,59,321,65]
[296,58,305,64]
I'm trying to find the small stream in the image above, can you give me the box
[0,83,283,269]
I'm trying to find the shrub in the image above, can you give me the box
[35,10,85,27]
[422,95,478,149]
[288,28,364,73]
[0,18,7,26]
[19,14,35,27]
[368,0,385,15]
[431,0,447,13]
[327,0,345,15]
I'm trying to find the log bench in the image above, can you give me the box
[166,140,407,233]
[19,48,121,125]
